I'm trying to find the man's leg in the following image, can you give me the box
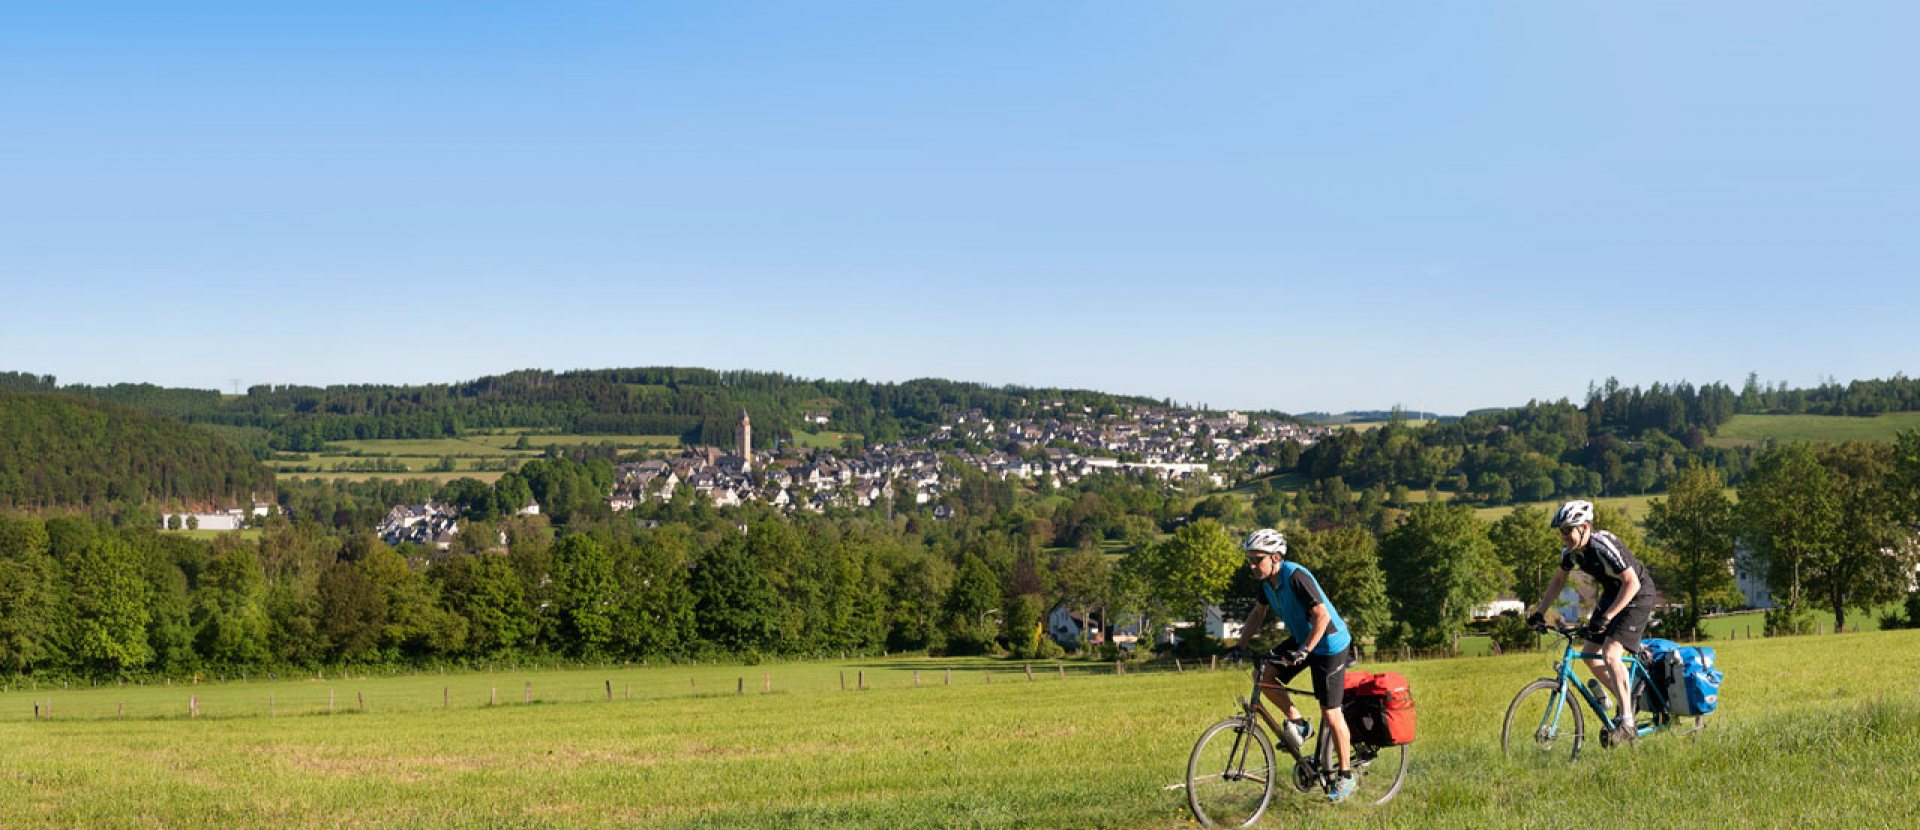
[1322,705,1352,771]
[1582,642,1617,719]
[1602,640,1633,728]
[1260,663,1303,722]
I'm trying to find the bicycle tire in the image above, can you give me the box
[1502,678,1585,764]
[1187,716,1276,828]
[1319,737,1409,806]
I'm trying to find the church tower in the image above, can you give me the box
[735,408,752,472]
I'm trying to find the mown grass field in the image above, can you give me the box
[1707,412,1920,447]
[791,430,862,449]
[263,433,688,482]
[4,629,1917,829]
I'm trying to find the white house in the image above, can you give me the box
[1471,598,1527,621]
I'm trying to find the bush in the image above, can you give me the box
[1032,637,1066,660]
[1489,613,1539,653]
[1171,632,1225,660]
[1764,607,1816,637]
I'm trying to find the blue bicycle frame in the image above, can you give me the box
[1535,625,1669,740]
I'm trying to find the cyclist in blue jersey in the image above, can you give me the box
[1525,499,1658,747]
[1236,528,1359,802]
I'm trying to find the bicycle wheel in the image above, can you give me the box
[1502,678,1585,764]
[1319,738,1409,806]
[1187,717,1276,828]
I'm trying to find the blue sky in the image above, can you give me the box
[3,2,1914,414]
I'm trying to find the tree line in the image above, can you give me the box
[8,429,1917,680]
[20,368,1165,454]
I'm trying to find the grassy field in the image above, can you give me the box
[264,433,687,483]
[1708,412,1920,447]
[791,430,862,449]
[4,629,1918,829]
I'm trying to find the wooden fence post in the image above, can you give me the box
[490,687,497,706]
[1058,664,1066,680]
[858,670,865,691]
[525,681,532,703]
[944,669,951,686]
[764,673,770,694]
[190,695,198,718]
[329,690,335,714]
[840,671,846,691]
[357,692,365,712]
[914,671,920,688]
[984,669,991,684]
[444,688,449,709]
[606,680,613,701]
[1175,659,1183,674]
[1026,664,1033,682]
[737,677,744,695]
[1114,661,1123,676]
[119,701,127,719]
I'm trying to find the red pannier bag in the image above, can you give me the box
[1340,670,1416,746]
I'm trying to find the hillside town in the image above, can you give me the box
[602,404,1327,515]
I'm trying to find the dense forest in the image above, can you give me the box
[0,390,274,512]
[3,369,1166,453]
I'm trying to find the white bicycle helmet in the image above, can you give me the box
[1551,500,1595,528]
[1241,528,1287,556]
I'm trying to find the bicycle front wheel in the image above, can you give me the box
[1187,717,1276,828]
[1320,739,1409,806]
[1502,678,1585,764]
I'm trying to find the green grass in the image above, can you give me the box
[1331,419,1434,433]
[266,433,686,483]
[161,529,264,543]
[791,431,862,449]
[1472,492,1715,525]
[5,630,1919,828]
[1708,412,1920,447]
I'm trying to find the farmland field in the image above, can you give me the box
[791,430,862,449]
[1707,411,1920,447]
[4,630,1918,828]
[264,433,688,482]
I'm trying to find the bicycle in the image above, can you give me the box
[1500,622,1706,763]
[1184,655,1410,827]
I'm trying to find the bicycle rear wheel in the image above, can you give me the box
[1502,678,1585,764]
[1319,738,1409,806]
[1187,717,1276,828]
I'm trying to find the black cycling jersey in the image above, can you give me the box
[1560,529,1654,603]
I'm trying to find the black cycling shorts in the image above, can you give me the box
[1588,597,1654,651]
[1267,640,1357,709]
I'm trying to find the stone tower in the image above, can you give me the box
[735,408,752,472]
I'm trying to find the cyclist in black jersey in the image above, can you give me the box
[1525,500,1657,747]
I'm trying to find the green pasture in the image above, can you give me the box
[459,434,684,451]
[792,430,862,449]
[4,629,1918,828]
[1708,412,1920,447]
[160,528,264,543]
[1332,419,1434,432]
[1473,492,1683,525]
[274,471,508,485]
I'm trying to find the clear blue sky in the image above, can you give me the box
[4,2,1915,414]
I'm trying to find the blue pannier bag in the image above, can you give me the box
[1637,638,1681,713]
[1666,645,1723,716]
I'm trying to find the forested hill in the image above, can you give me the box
[0,369,1170,452]
[0,389,274,510]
